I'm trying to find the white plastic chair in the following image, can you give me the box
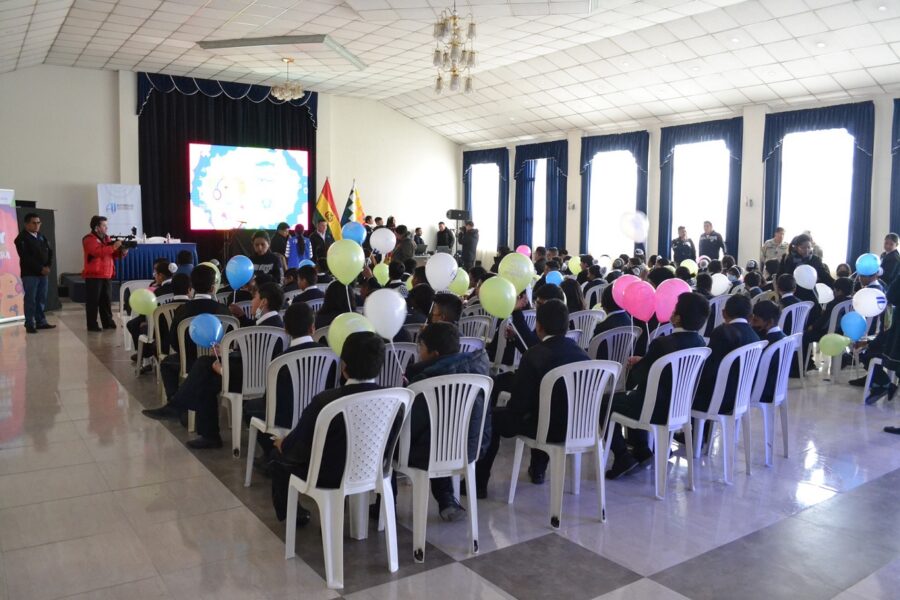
[779,301,813,379]
[377,342,417,388]
[215,291,231,305]
[569,310,606,350]
[396,375,493,561]
[690,341,767,484]
[492,310,536,374]
[403,323,422,342]
[459,337,485,353]
[220,326,291,457]
[588,326,641,391]
[118,279,153,350]
[605,347,711,499]
[313,326,329,344]
[585,283,607,309]
[307,297,324,316]
[245,347,340,486]
[565,330,581,343]
[751,290,777,306]
[284,387,414,590]
[748,334,800,467]
[462,304,489,319]
[708,295,729,331]
[315,283,330,293]
[508,361,621,527]
[647,322,674,343]
[136,301,182,378]
[823,299,852,381]
[232,300,254,319]
[283,289,302,305]
[459,316,492,341]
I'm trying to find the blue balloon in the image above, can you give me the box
[546,271,563,286]
[840,311,867,342]
[342,222,366,245]
[189,313,224,349]
[225,255,254,289]
[298,259,315,268]
[855,253,880,277]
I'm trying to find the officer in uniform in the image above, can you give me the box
[761,226,789,266]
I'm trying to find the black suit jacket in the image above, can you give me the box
[759,329,787,403]
[292,287,325,304]
[166,298,231,357]
[154,280,173,297]
[310,233,330,262]
[882,250,900,287]
[593,310,631,339]
[694,321,760,414]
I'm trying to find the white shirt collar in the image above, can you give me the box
[173,294,190,300]
[607,309,626,316]
[29,231,38,238]
[290,335,314,347]
[193,294,212,299]
[781,293,794,298]
[672,327,687,333]
[257,311,279,324]
[346,378,376,385]
[729,318,749,324]
[768,326,782,334]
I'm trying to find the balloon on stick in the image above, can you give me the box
[328,312,375,356]
[710,273,731,296]
[793,265,817,290]
[612,274,639,307]
[840,312,867,342]
[680,259,699,276]
[480,277,516,319]
[373,263,389,286]
[852,288,887,317]
[815,282,834,304]
[425,252,458,290]
[819,333,851,357]
[327,240,364,285]
[855,253,880,277]
[498,252,534,294]
[515,245,531,257]
[189,313,224,349]
[568,260,582,276]
[363,289,407,340]
[654,278,691,323]
[225,255,254,289]
[370,228,396,255]
[619,211,649,243]
[622,281,656,322]
[449,269,470,296]
[545,271,563,286]
[341,222,366,245]
[129,289,157,316]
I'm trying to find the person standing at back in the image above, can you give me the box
[82,215,128,332]
[15,212,55,334]
[436,221,455,252]
[881,233,900,287]
[698,221,726,260]
[761,226,789,267]
[671,226,696,265]
[459,221,479,270]
[271,222,290,262]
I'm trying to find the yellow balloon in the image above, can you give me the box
[129,288,157,316]
[327,312,375,356]
[480,276,517,319]
[406,277,414,291]
[819,333,851,357]
[327,240,365,285]
[499,252,534,294]
[568,260,582,276]
[373,263,389,286]
[449,269,470,296]
[680,259,698,277]
[199,262,221,291]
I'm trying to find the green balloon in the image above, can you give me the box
[327,240,365,285]
[568,260,582,276]
[406,277,414,291]
[129,288,157,316]
[328,312,375,356]
[449,269,470,296]
[819,333,851,357]
[373,263,389,286]
[480,276,517,319]
[499,252,534,294]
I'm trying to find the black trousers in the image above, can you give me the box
[85,277,114,328]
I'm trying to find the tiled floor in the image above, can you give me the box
[1,301,899,599]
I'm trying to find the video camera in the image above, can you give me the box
[109,235,138,250]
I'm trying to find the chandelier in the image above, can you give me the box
[431,3,475,94]
[270,58,304,101]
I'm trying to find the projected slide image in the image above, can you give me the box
[189,143,309,230]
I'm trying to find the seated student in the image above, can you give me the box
[503,285,566,358]
[584,265,605,295]
[726,266,743,292]
[358,276,381,305]
[128,259,176,356]
[430,292,463,325]
[270,331,389,525]
[405,322,490,521]
[762,259,781,291]
[749,300,786,404]
[694,273,713,299]
[282,268,300,293]
[561,278,585,314]
[315,282,355,329]
[403,258,417,281]
[858,271,886,335]
[835,263,852,279]
[174,250,194,277]
[534,259,560,292]
[707,260,722,275]
[742,271,763,298]
[605,258,625,284]
[592,285,632,339]
[291,265,325,304]
[385,261,408,297]
[852,276,900,403]
[406,266,427,288]
[807,277,853,341]
[228,282,285,328]
[475,300,589,496]
[605,293,710,478]
[675,266,693,284]
[407,284,434,326]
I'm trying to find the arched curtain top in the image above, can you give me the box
[892,98,900,156]
[137,72,317,127]
[462,147,509,181]
[580,130,649,174]
[763,101,874,162]
[514,140,568,178]
[660,117,743,167]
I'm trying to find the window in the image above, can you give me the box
[588,150,638,257]
[470,163,500,254]
[671,140,730,252]
[779,129,854,268]
[532,158,547,248]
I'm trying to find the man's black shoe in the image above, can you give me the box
[884,426,900,435]
[865,386,889,405]
[87,325,102,332]
[186,436,223,450]
[103,323,117,330]
[295,505,312,528]
[528,466,546,485]
[25,325,37,334]
[139,364,153,375]
[36,323,56,330]
[848,376,867,387]
[142,406,180,420]
[459,481,487,500]
[606,456,640,480]
[130,354,138,363]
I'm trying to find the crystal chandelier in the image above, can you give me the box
[431,3,475,94]
[270,58,304,101]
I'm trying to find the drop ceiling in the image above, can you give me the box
[1,0,898,147]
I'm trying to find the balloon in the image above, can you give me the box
[364,289,407,340]
[480,276,516,319]
[819,333,851,357]
[622,281,656,322]
[370,228,396,255]
[189,313,223,349]
[298,259,315,268]
[852,288,887,317]
[449,269,470,296]
[328,312,375,356]
[568,260,582,276]
[612,274,639,307]
[199,261,221,291]
[225,255,254,289]
[515,245,531,257]
[327,239,364,285]
[129,288,157,316]
[341,222,366,245]
[406,277,414,291]
[665,265,676,274]
[425,252,458,291]
[654,278,691,323]
[498,252,534,294]
[680,259,699,276]
[710,273,731,296]
[597,255,612,272]
[856,253,880,277]
[545,271,563,286]
[793,265,817,290]
[840,312,867,342]
[815,283,834,305]
[619,211,649,243]
[373,263,389,286]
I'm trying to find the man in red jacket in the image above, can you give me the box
[82,215,128,332]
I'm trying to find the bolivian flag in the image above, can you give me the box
[314,178,342,241]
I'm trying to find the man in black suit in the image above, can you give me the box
[475,300,589,496]
[881,233,900,287]
[310,220,331,262]
[270,331,388,524]
[605,293,709,478]
[291,265,325,304]
[750,300,786,404]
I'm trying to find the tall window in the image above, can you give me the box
[532,158,547,248]
[780,129,854,268]
[470,163,500,254]
[671,140,730,251]
[588,150,637,257]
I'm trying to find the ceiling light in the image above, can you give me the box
[431,3,476,95]
[691,66,700,72]
[622,61,630,67]
[816,41,827,48]
[878,5,887,11]
[270,58,304,101]
[730,37,740,43]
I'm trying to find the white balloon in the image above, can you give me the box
[710,273,731,296]
[425,252,458,291]
[815,282,834,305]
[619,211,649,243]
[363,289,407,340]
[370,228,396,255]
[793,265,817,290]
[597,255,612,272]
[852,288,887,318]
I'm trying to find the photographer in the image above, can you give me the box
[82,215,128,332]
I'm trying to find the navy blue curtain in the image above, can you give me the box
[658,117,742,259]
[513,140,568,248]
[463,148,510,249]
[890,99,900,234]
[763,101,874,262]
[579,131,649,254]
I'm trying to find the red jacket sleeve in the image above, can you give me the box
[83,235,118,258]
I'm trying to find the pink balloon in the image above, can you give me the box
[654,278,692,323]
[623,281,656,322]
[612,274,640,308]
[516,245,531,257]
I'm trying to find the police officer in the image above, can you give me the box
[671,226,696,265]
[761,226,789,266]
[698,221,726,259]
